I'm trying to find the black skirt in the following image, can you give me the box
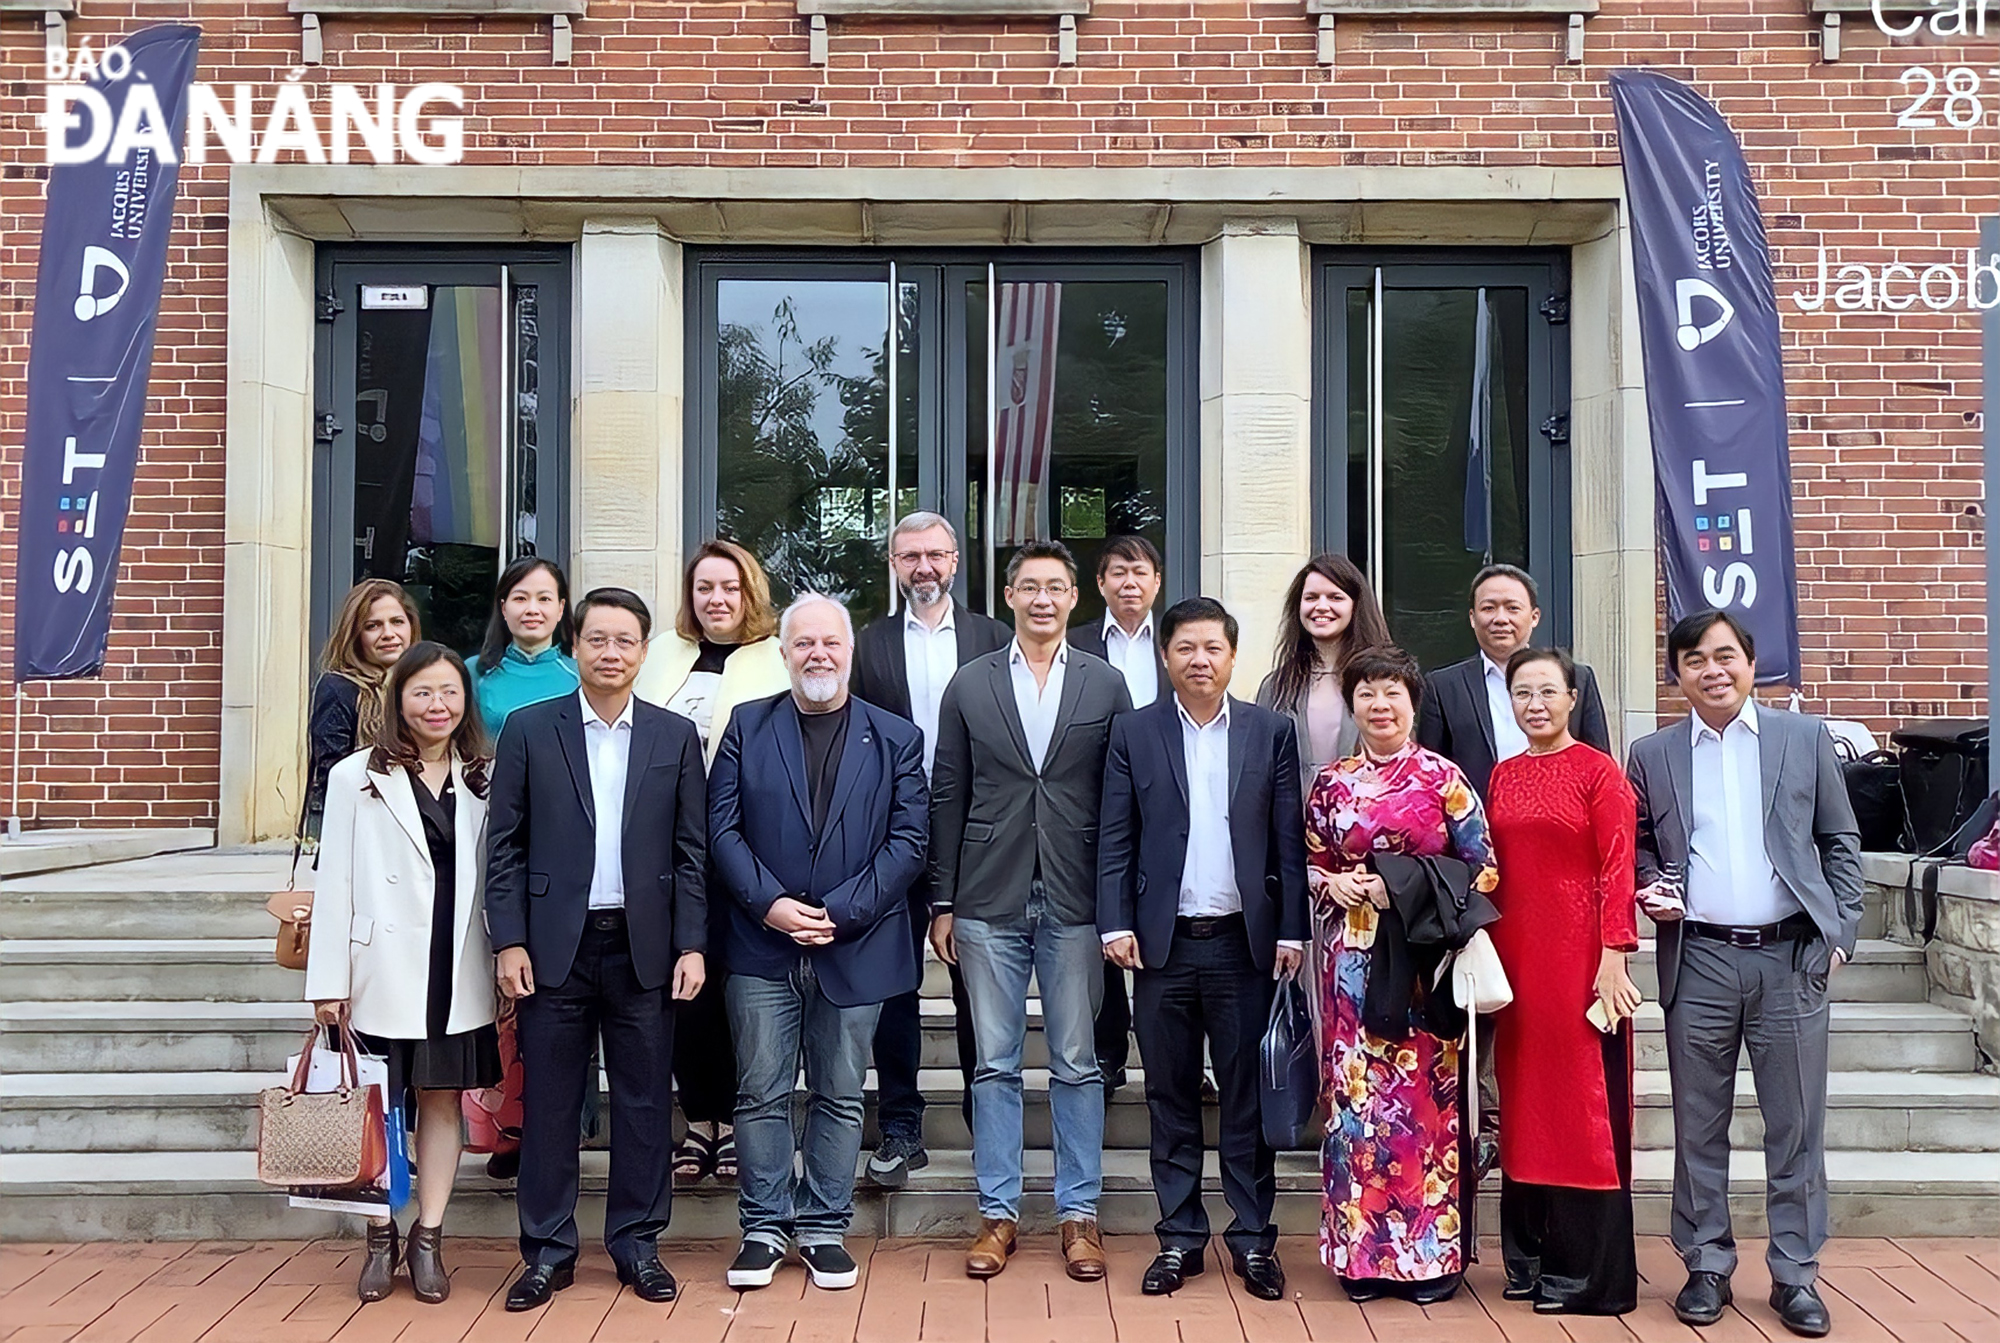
[356,1025,502,1097]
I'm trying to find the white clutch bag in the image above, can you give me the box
[1449,928,1514,1014]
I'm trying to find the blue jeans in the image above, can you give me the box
[726,964,882,1248]
[954,890,1105,1223]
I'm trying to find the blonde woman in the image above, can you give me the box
[306,580,419,839]
[635,538,789,1187]
[306,641,499,1304]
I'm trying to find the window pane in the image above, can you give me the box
[352,284,503,655]
[965,278,1172,624]
[1372,286,1532,667]
[715,278,891,623]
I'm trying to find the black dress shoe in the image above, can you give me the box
[1408,1273,1460,1306]
[1232,1251,1285,1301]
[1673,1271,1732,1326]
[1142,1248,1205,1295]
[505,1262,575,1312]
[1340,1277,1388,1304]
[1770,1284,1831,1338]
[617,1257,678,1303]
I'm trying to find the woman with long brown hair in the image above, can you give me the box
[305,580,421,838]
[1255,555,1393,793]
[305,641,500,1305]
[634,536,790,1189]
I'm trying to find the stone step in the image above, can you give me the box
[3,1146,1994,1243]
[919,998,1981,1073]
[0,940,306,1002]
[0,851,295,940]
[0,1000,314,1073]
[12,1065,1998,1158]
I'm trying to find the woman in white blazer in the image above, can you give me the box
[306,641,499,1307]
[633,537,790,1188]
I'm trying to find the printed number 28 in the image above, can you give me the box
[1897,67,1992,129]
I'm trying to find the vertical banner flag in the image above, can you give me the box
[993,282,1061,545]
[1610,69,1802,686]
[13,25,201,680]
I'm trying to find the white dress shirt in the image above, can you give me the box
[1686,700,1799,926]
[1482,654,1529,764]
[1177,696,1239,917]
[903,603,959,775]
[1008,638,1068,773]
[1103,612,1159,709]
[580,689,634,910]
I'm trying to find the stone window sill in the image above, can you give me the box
[796,0,1087,14]
[286,0,585,15]
[1303,0,1598,13]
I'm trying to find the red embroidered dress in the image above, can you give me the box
[1486,743,1639,1190]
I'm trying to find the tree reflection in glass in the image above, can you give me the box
[715,280,893,623]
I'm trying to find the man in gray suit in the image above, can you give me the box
[1626,610,1861,1339]
[929,539,1134,1285]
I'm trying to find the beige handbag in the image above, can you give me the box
[256,1011,387,1189]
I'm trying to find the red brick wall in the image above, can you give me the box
[0,2,1992,825]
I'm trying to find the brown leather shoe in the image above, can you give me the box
[1061,1220,1107,1282]
[965,1218,1017,1278]
[357,1220,398,1302]
[405,1222,450,1304]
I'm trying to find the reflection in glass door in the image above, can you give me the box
[691,252,1198,630]
[1317,257,1570,668]
[314,251,570,660]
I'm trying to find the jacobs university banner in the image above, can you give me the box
[13,25,200,680]
[1610,69,1802,686]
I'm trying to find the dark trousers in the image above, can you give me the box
[874,921,975,1142]
[1501,1180,1638,1314]
[673,971,737,1126]
[1097,961,1132,1081]
[1132,917,1277,1257]
[516,915,674,1270]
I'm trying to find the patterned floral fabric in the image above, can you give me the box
[1305,741,1498,1283]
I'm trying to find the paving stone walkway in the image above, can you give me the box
[3,1236,1995,1342]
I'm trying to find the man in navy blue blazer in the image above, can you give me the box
[1098,596,1310,1302]
[709,593,928,1293]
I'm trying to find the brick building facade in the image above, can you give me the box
[0,0,1993,836]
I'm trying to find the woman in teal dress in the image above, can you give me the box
[466,558,578,733]
[463,556,577,1178]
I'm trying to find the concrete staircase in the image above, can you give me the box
[4,850,1998,1242]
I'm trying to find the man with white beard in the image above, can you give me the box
[708,593,929,1291]
[851,513,1010,1187]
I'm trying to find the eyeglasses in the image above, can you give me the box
[1011,582,1073,598]
[581,634,642,652]
[892,549,956,566]
[1509,687,1573,704]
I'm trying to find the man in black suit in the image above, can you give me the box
[930,539,1133,1284]
[486,588,708,1311]
[710,594,929,1292]
[851,512,1009,1189]
[1065,534,1167,1094]
[1099,596,1308,1302]
[1416,562,1611,797]
[1415,562,1612,1178]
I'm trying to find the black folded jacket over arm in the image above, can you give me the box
[1362,852,1499,1041]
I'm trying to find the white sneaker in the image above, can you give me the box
[799,1243,860,1290]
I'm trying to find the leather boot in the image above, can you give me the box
[405,1222,450,1304]
[357,1221,398,1302]
[965,1218,1017,1278]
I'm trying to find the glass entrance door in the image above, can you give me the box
[313,251,570,659]
[1316,257,1571,667]
[690,252,1198,630]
